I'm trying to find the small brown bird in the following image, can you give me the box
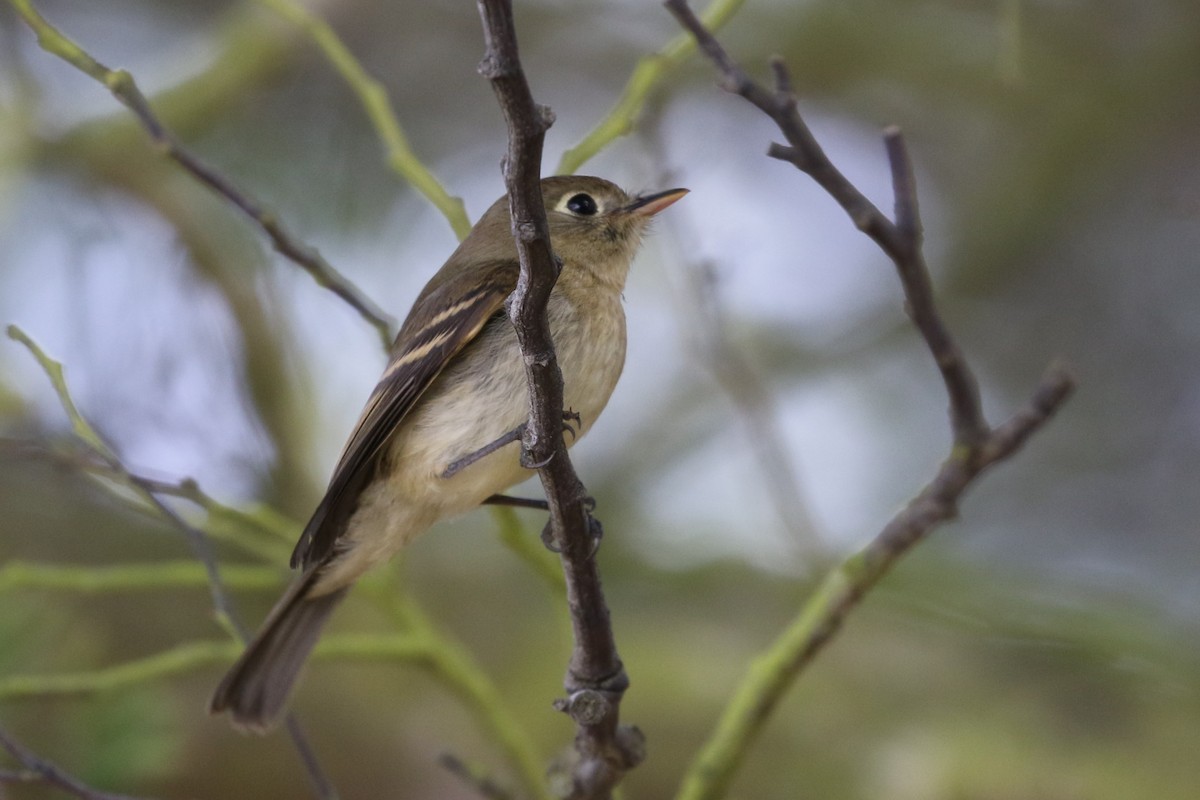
[209,175,686,731]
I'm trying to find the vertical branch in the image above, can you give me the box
[475,2,639,798]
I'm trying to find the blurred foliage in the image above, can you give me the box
[2,0,1199,799]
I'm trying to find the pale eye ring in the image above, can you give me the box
[565,193,599,216]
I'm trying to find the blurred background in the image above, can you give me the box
[1,0,1198,797]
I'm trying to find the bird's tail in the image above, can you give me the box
[209,572,347,733]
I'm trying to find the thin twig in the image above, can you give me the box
[370,576,554,800]
[256,0,472,240]
[0,634,431,701]
[663,3,1076,799]
[475,2,638,798]
[637,120,822,553]
[8,0,396,350]
[667,0,988,446]
[438,753,515,800]
[0,561,282,594]
[0,726,151,800]
[0,437,294,564]
[557,0,748,174]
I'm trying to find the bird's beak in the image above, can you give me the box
[624,187,689,217]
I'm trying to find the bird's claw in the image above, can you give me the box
[520,449,555,470]
[538,498,603,558]
[562,408,582,440]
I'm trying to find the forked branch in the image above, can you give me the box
[664,2,1075,798]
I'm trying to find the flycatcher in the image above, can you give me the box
[210,175,687,731]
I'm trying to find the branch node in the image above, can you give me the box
[615,725,648,769]
[850,207,876,232]
[766,142,800,164]
[717,73,743,94]
[516,221,541,242]
[564,689,611,726]
[476,54,504,79]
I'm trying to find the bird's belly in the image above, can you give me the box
[314,291,626,593]
[390,291,626,515]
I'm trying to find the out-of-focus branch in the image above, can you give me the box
[368,576,554,800]
[0,726,151,800]
[557,0,747,174]
[475,2,638,798]
[438,753,515,800]
[0,641,247,700]
[257,0,472,240]
[664,3,1076,799]
[8,326,242,636]
[672,369,1072,800]
[5,325,339,800]
[0,437,294,564]
[638,118,821,552]
[686,258,821,548]
[667,0,988,447]
[0,634,435,701]
[0,561,281,594]
[491,506,567,596]
[8,0,396,350]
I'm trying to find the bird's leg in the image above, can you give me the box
[441,409,583,479]
[442,425,526,478]
[483,494,549,510]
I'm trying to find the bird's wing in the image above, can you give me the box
[290,259,519,570]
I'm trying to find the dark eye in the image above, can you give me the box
[566,193,598,215]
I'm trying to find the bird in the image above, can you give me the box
[209,175,687,731]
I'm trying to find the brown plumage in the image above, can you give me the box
[209,176,686,731]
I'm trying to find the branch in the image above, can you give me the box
[635,120,821,553]
[0,726,152,800]
[557,0,748,174]
[0,437,294,564]
[256,0,472,241]
[491,506,567,597]
[7,326,243,635]
[370,578,554,800]
[475,2,638,798]
[673,372,1072,800]
[0,561,282,595]
[663,3,1076,799]
[438,752,515,800]
[8,0,396,350]
[666,0,989,446]
[6,326,338,800]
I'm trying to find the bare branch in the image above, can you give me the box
[438,753,515,800]
[257,0,472,241]
[475,2,638,798]
[0,726,152,800]
[666,0,991,446]
[6,325,339,800]
[9,0,396,350]
[663,2,1076,798]
[637,118,822,554]
[557,0,749,174]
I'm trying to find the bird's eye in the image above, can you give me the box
[566,193,599,216]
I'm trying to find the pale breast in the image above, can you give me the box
[550,288,627,437]
[382,286,626,513]
[320,286,627,590]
